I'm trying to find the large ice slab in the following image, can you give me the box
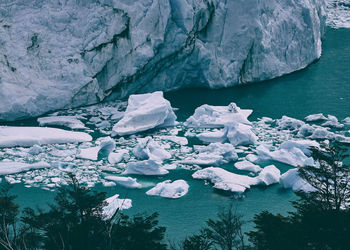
[146,180,189,199]
[103,194,132,220]
[112,92,176,136]
[104,176,141,189]
[132,137,171,161]
[185,103,252,128]
[0,161,50,175]
[234,160,262,173]
[123,160,169,175]
[0,126,92,147]
[38,116,86,129]
[280,168,315,192]
[256,165,281,185]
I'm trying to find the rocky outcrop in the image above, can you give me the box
[0,0,326,121]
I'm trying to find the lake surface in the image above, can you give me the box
[6,27,350,242]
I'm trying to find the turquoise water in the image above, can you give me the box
[6,27,350,242]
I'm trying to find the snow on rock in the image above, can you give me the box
[305,113,327,122]
[103,194,132,220]
[256,165,281,185]
[0,126,92,147]
[185,103,252,128]
[197,122,257,146]
[104,176,141,189]
[132,137,171,161]
[0,161,50,175]
[146,180,189,199]
[234,160,262,173]
[38,116,86,129]
[108,150,129,164]
[112,92,176,136]
[192,167,259,193]
[178,143,238,166]
[280,168,315,192]
[123,160,169,175]
[277,116,305,131]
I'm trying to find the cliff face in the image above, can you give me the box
[0,0,326,121]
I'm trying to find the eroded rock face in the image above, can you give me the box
[0,0,326,120]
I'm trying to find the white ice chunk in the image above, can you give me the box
[280,168,315,192]
[104,176,141,188]
[103,194,132,220]
[113,92,177,135]
[38,116,86,129]
[277,116,305,131]
[123,160,169,175]
[133,137,171,161]
[146,180,189,198]
[0,161,50,175]
[77,137,115,161]
[279,140,319,156]
[0,126,92,147]
[234,160,262,173]
[256,165,280,185]
[184,103,252,128]
[108,150,129,164]
[158,136,188,145]
[297,124,316,138]
[192,167,259,193]
[305,113,327,122]
[76,146,100,161]
[343,117,350,125]
[321,115,344,128]
[27,145,42,155]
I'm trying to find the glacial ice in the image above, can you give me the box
[104,176,142,189]
[305,113,327,122]
[38,116,86,129]
[146,180,189,199]
[112,92,177,136]
[108,150,129,165]
[103,194,132,220]
[157,136,188,146]
[277,116,305,131]
[256,165,281,185]
[132,137,171,161]
[0,161,50,175]
[185,103,252,128]
[123,160,169,175]
[0,127,92,147]
[321,115,344,128]
[234,160,262,173]
[280,168,315,192]
[77,137,115,161]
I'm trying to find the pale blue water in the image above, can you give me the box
[6,27,350,242]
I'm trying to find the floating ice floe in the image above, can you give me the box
[277,116,305,131]
[256,140,316,167]
[304,113,327,122]
[234,160,262,173]
[184,103,252,128]
[123,160,169,175]
[197,122,257,146]
[192,167,259,193]
[157,136,188,145]
[112,92,177,136]
[27,145,43,155]
[0,126,92,147]
[108,150,129,164]
[0,161,50,175]
[38,116,86,129]
[343,117,350,125]
[280,168,315,192]
[297,124,316,138]
[104,176,142,188]
[178,143,238,166]
[77,137,115,161]
[146,180,189,198]
[103,194,132,220]
[256,165,281,185]
[132,137,171,161]
[321,115,344,129]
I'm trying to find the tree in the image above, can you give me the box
[181,230,213,250]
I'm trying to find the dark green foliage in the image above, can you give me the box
[248,143,350,250]
[182,230,213,250]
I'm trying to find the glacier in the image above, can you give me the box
[0,0,326,121]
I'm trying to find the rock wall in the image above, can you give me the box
[0,0,326,120]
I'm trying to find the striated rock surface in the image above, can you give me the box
[0,0,326,120]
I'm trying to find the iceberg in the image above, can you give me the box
[103,194,132,220]
[192,167,259,193]
[0,126,92,147]
[321,115,344,129]
[112,92,177,136]
[108,150,129,165]
[185,103,252,128]
[37,116,86,129]
[132,137,171,161]
[277,116,305,131]
[304,113,327,122]
[104,176,141,189]
[146,180,189,199]
[234,160,262,173]
[280,168,315,192]
[122,160,169,175]
[0,161,50,175]
[256,165,281,185]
